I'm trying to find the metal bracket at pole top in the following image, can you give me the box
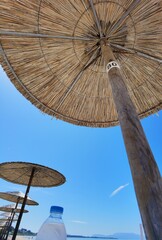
[106,61,120,72]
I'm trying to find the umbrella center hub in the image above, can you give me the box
[71,1,136,73]
[99,37,109,46]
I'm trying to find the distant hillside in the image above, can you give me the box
[68,235,117,239]
[92,234,117,239]
[113,233,140,239]
[67,233,141,239]
[18,228,37,236]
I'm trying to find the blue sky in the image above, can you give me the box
[0,65,161,236]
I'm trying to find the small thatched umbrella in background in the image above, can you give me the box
[0,212,13,221]
[0,1,162,239]
[0,191,38,240]
[0,162,66,240]
[0,212,18,222]
[0,212,18,240]
[0,204,28,214]
[0,212,17,218]
[0,221,6,233]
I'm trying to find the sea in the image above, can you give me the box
[20,236,140,240]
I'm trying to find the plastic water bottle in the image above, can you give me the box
[36,206,66,240]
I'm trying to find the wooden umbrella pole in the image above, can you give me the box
[101,42,162,240]
[12,168,35,240]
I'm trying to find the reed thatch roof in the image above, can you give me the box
[0,215,18,222]
[0,191,38,206]
[0,204,28,213]
[0,0,161,127]
[0,162,66,187]
[0,218,8,222]
[0,212,18,221]
[0,222,6,227]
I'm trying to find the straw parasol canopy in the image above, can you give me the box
[0,213,13,221]
[0,218,16,222]
[0,213,12,219]
[0,0,161,127]
[0,213,11,217]
[0,212,18,222]
[0,191,38,206]
[0,162,65,187]
[0,221,6,227]
[0,217,17,222]
[0,204,28,214]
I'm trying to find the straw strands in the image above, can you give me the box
[0,0,162,127]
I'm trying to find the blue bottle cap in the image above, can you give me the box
[50,206,64,214]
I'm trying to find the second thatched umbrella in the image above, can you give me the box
[0,191,38,206]
[0,1,162,239]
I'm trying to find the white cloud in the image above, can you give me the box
[71,220,87,224]
[110,183,129,198]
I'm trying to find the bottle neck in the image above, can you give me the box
[50,212,63,219]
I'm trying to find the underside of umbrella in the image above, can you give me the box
[0,0,161,127]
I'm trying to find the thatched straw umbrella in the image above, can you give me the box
[0,162,65,240]
[0,1,161,239]
[0,204,28,214]
[0,213,11,222]
[0,191,38,206]
[0,222,6,229]
[0,191,38,240]
[0,212,18,222]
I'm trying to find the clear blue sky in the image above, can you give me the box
[0,65,161,236]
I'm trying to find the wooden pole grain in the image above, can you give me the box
[101,43,162,240]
